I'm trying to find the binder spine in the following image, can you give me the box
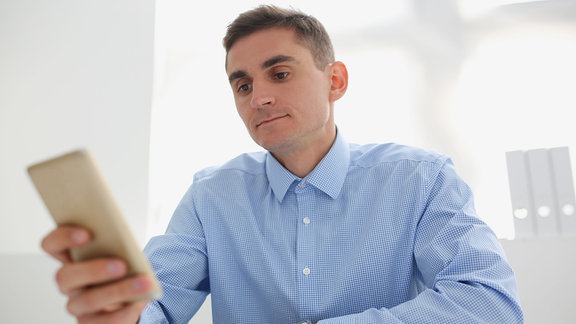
[506,146,576,238]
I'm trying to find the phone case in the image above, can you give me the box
[27,149,162,300]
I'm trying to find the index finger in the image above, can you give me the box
[41,225,92,263]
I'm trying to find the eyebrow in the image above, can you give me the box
[228,70,246,84]
[228,55,296,84]
[262,54,295,69]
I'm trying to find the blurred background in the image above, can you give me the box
[1,0,575,322]
[149,0,576,241]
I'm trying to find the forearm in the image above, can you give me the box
[317,283,522,323]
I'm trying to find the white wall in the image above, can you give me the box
[0,0,156,321]
[0,0,154,253]
[0,254,74,323]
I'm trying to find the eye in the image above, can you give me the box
[237,82,252,94]
[274,71,289,80]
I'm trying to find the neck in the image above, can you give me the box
[271,128,336,178]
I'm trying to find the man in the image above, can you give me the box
[42,5,523,323]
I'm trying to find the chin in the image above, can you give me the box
[253,132,282,148]
[256,138,285,153]
[253,128,299,153]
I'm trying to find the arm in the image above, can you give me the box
[138,185,210,323]
[318,160,523,323]
[41,226,156,324]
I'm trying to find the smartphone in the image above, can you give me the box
[27,149,162,300]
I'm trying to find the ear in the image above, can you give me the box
[328,61,348,102]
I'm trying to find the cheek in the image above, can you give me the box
[301,86,331,115]
[298,77,331,104]
[235,105,253,128]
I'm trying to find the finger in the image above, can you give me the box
[56,259,128,295]
[67,275,155,317]
[77,300,147,324]
[41,226,91,263]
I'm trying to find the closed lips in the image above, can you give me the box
[257,114,289,127]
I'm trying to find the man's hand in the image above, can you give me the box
[41,225,155,324]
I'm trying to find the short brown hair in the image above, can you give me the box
[223,5,335,70]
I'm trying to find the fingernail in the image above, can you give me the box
[132,277,149,292]
[71,230,89,244]
[107,260,125,276]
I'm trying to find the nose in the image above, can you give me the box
[249,83,275,109]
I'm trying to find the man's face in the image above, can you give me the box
[226,27,338,157]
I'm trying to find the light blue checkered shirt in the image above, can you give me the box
[140,132,523,323]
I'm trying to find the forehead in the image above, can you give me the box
[225,27,312,74]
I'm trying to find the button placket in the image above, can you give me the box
[296,181,315,282]
[294,180,319,318]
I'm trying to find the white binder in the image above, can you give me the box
[549,147,576,237]
[526,149,560,237]
[506,150,536,238]
[506,147,576,238]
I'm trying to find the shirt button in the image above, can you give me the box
[303,216,311,225]
[303,267,311,276]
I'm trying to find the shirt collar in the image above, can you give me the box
[266,131,350,202]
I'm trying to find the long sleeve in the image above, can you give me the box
[139,186,210,323]
[317,160,523,323]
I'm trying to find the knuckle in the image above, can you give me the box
[54,268,69,294]
[66,298,79,316]
[40,235,50,252]
[81,291,99,311]
[69,290,99,317]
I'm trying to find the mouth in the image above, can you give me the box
[256,114,289,127]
